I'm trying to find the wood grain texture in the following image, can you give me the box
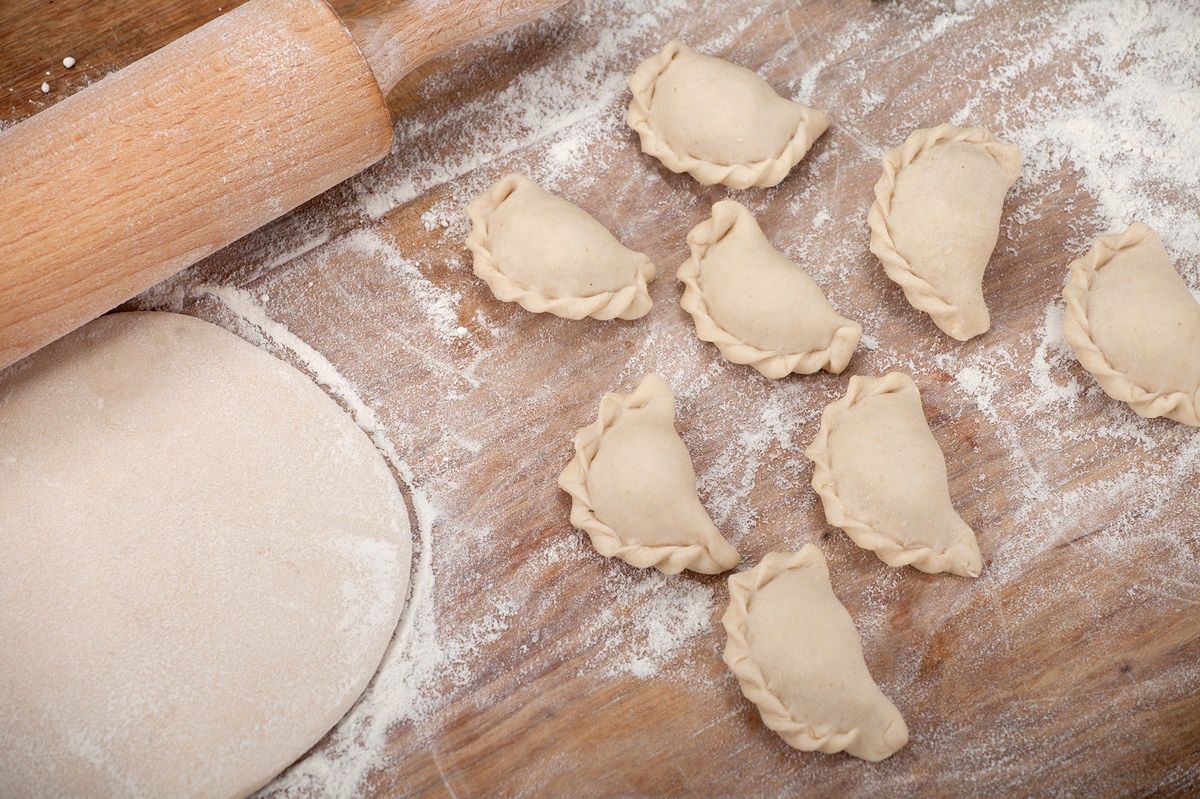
[349,0,567,93]
[2,1,1198,798]
[0,0,393,368]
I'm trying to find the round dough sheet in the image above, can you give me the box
[0,312,411,798]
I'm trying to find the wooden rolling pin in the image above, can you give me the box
[0,0,563,369]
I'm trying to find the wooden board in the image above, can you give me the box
[3,1,1198,797]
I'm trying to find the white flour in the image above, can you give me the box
[107,0,1200,795]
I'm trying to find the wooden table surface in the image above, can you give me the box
[3,1,1198,797]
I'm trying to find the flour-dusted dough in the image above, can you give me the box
[868,124,1021,341]
[1063,223,1200,426]
[557,374,739,574]
[805,372,982,577]
[466,173,656,320]
[0,312,411,798]
[722,546,908,762]
[626,40,829,189]
[678,199,861,378]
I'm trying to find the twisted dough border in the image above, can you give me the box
[626,40,829,189]
[1062,222,1200,427]
[721,547,905,761]
[866,124,1020,341]
[803,372,982,577]
[465,173,655,321]
[555,374,738,574]
[678,200,861,378]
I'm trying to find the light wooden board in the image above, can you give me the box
[2,1,1198,797]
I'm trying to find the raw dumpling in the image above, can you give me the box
[1062,223,1200,426]
[557,374,739,574]
[804,372,982,577]
[722,546,908,762]
[678,199,861,378]
[466,173,656,320]
[868,124,1021,340]
[626,40,829,189]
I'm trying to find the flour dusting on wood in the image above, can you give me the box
[119,0,1200,795]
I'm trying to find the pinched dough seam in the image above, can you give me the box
[556,376,735,575]
[866,124,1021,341]
[1062,223,1200,427]
[721,548,900,757]
[678,202,861,378]
[626,41,829,190]
[465,174,655,321]
[803,372,981,576]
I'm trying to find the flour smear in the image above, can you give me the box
[119,0,1200,795]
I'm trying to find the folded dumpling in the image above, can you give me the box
[466,173,656,320]
[804,372,982,577]
[626,40,829,189]
[722,546,908,762]
[1063,223,1200,426]
[678,199,861,378]
[557,374,739,574]
[868,124,1021,340]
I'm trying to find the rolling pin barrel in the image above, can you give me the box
[0,0,393,369]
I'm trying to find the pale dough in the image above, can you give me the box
[722,546,908,762]
[626,41,829,189]
[466,173,656,320]
[804,372,983,577]
[678,199,861,378]
[557,374,739,574]
[1062,222,1200,426]
[868,124,1021,341]
[0,312,411,798]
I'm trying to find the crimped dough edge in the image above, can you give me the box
[866,124,1021,341]
[721,546,907,762]
[626,40,830,189]
[803,372,982,577]
[465,173,656,321]
[556,374,739,574]
[1061,222,1200,427]
[678,200,862,378]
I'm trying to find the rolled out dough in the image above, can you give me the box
[0,312,411,798]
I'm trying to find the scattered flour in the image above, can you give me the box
[68,0,1200,794]
[596,570,717,680]
[999,1,1200,260]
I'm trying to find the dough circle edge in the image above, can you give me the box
[0,311,412,798]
